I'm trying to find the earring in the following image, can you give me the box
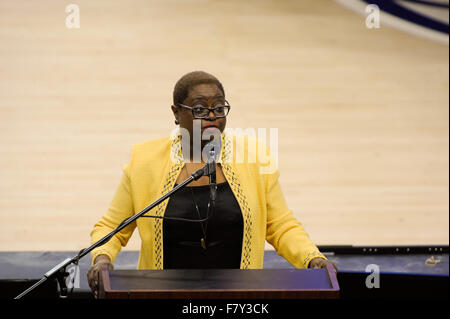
[174,119,179,125]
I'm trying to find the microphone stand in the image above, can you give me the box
[15,163,214,299]
[207,148,217,225]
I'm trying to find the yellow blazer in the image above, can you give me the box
[90,130,326,269]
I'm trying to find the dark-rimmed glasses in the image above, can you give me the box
[175,100,231,119]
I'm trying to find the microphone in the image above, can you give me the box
[203,139,221,162]
[204,140,220,202]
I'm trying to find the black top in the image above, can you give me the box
[163,182,243,269]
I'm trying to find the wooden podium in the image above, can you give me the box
[98,265,339,299]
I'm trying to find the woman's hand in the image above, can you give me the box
[309,257,338,272]
[87,255,113,298]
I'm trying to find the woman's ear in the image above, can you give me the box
[171,104,178,115]
[171,105,179,124]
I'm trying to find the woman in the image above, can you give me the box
[87,71,336,294]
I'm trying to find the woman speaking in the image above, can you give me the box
[87,71,336,294]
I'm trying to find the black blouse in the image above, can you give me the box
[163,181,243,269]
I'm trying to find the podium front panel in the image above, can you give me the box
[99,267,339,299]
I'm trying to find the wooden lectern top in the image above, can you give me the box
[98,265,339,299]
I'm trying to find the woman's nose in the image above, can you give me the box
[206,109,216,121]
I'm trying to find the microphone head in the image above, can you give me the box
[203,139,221,163]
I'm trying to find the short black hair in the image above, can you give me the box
[173,71,225,105]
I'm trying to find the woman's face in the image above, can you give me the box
[173,83,227,140]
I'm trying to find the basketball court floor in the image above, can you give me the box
[0,1,448,298]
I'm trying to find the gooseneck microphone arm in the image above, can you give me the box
[15,164,211,299]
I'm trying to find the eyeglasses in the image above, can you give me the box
[175,100,231,119]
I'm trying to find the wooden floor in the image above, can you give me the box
[0,0,448,251]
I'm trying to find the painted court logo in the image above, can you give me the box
[334,0,449,43]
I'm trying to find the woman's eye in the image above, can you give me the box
[193,107,208,116]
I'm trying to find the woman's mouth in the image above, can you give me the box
[202,124,218,130]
